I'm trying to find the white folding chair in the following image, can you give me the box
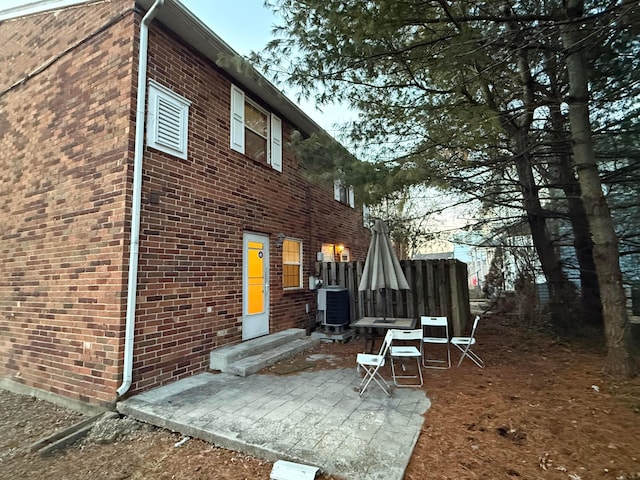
[421,316,451,369]
[356,329,393,397]
[389,329,423,387]
[451,315,484,368]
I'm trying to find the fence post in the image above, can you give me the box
[356,262,363,318]
[415,260,426,316]
[404,260,415,319]
[449,260,461,336]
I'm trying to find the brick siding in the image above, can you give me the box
[0,0,136,407]
[129,23,370,395]
[0,1,370,406]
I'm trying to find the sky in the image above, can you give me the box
[1,0,348,134]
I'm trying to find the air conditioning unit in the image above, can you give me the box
[317,286,350,327]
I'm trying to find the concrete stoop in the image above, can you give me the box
[209,328,319,377]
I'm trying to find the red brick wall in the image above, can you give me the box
[128,24,370,394]
[0,1,136,406]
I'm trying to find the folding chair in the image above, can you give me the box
[421,316,451,369]
[356,329,393,397]
[389,329,423,387]
[450,315,484,368]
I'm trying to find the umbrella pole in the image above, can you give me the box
[380,289,386,321]
[381,234,387,320]
[384,289,387,321]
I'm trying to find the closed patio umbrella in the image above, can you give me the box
[358,219,409,319]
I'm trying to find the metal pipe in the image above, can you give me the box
[117,0,164,397]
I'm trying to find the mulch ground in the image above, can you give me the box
[2,312,640,479]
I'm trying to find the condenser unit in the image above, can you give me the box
[317,286,350,327]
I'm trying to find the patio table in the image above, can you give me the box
[351,317,417,353]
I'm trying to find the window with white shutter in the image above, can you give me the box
[334,179,342,202]
[333,179,355,208]
[363,204,372,227]
[230,85,283,172]
[147,80,191,159]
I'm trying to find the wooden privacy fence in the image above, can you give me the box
[316,259,471,336]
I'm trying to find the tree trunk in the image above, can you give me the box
[558,156,603,326]
[513,131,578,330]
[561,0,636,377]
[502,41,579,329]
[548,98,603,327]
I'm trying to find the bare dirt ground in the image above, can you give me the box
[2,313,640,480]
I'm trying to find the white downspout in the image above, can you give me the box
[117,0,164,397]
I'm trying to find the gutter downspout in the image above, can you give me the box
[117,0,164,397]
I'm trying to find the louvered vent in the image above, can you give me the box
[156,97,183,150]
[147,80,191,159]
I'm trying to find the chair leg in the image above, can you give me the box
[358,366,391,397]
[414,357,424,387]
[391,356,423,387]
[455,344,484,368]
[422,343,451,369]
[464,348,484,368]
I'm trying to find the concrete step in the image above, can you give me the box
[209,328,311,374]
[225,337,319,377]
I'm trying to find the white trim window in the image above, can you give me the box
[334,179,355,208]
[146,80,191,159]
[282,238,303,289]
[230,85,282,172]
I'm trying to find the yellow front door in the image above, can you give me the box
[242,233,269,339]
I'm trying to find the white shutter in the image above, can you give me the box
[270,114,282,172]
[230,85,245,153]
[362,204,371,227]
[333,179,341,201]
[348,187,355,207]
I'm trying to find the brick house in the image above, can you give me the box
[0,0,370,409]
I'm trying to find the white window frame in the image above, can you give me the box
[230,85,282,172]
[333,179,355,208]
[362,204,372,227]
[282,238,303,290]
[147,80,191,159]
[245,98,270,163]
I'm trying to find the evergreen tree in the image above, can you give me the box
[256,0,639,376]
